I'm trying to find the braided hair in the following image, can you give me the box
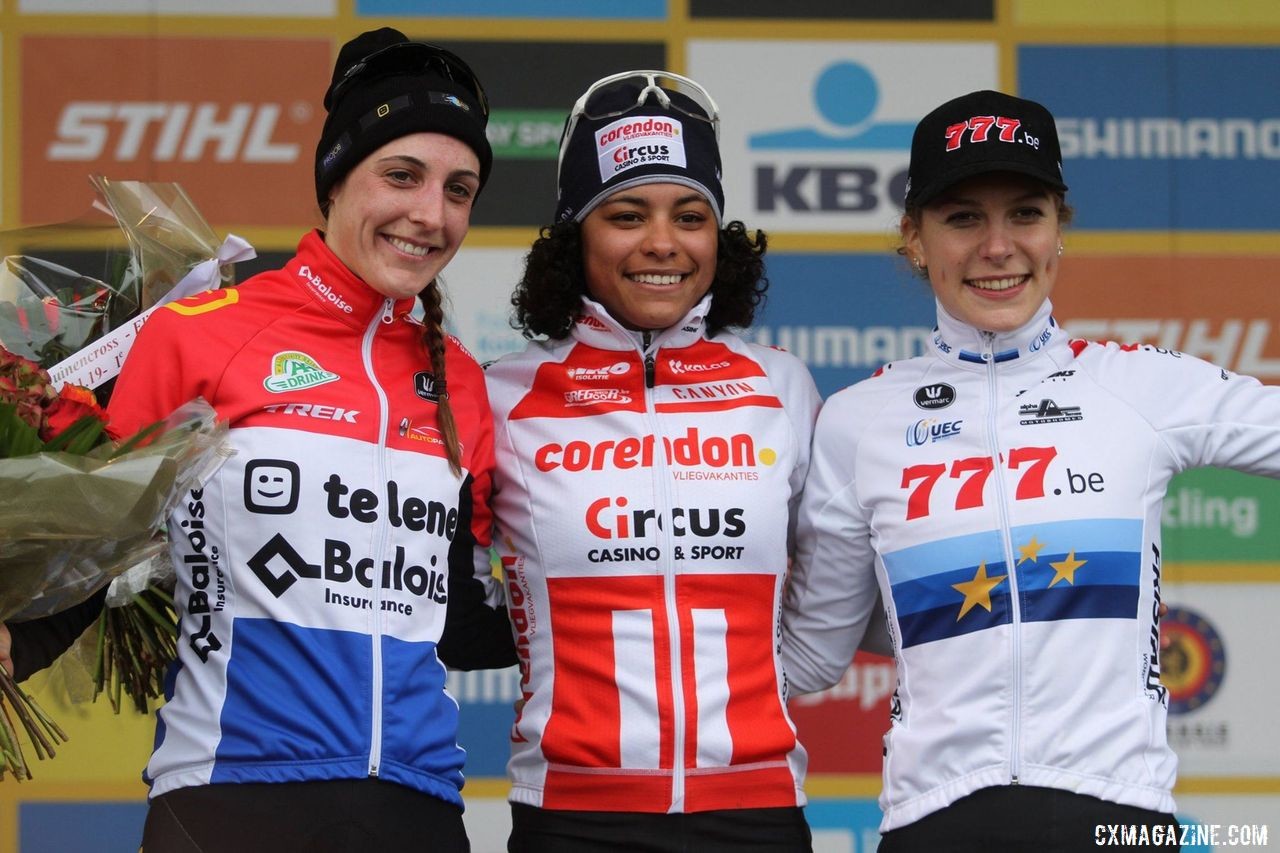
[418,279,463,477]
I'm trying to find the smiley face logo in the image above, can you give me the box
[244,459,300,514]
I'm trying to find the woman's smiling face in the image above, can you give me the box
[580,183,718,331]
[324,132,480,300]
[903,172,1064,333]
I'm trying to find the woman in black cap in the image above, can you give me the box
[1,27,513,852]
[485,71,819,852]
[781,89,1280,851]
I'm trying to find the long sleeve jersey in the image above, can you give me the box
[106,230,513,804]
[782,299,1280,832]
[485,295,822,814]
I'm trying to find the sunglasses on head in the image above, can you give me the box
[558,70,720,175]
[330,41,489,120]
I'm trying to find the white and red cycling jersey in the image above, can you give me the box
[486,294,821,813]
[782,299,1280,831]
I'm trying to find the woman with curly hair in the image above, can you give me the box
[484,71,821,852]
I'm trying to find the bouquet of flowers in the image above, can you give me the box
[0,176,246,780]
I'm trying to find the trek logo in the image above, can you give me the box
[263,403,359,423]
[535,427,768,473]
[263,351,340,393]
[1018,398,1083,425]
[566,362,631,381]
[297,266,353,314]
[47,102,300,163]
[669,359,730,375]
[913,382,955,410]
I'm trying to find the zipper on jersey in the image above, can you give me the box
[639,331,687,810]
[364,298,396,777]
[981,331,1023,785]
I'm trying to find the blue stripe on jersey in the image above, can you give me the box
[211,619,371,778]
[898,585,1015,647]
[887,519,1144,647]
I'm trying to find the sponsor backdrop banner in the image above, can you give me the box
[688,40,997,232]
[435,40,666,228]
[0,5,1276,853]
[1019,46,1280,230]
[20,36,329,228]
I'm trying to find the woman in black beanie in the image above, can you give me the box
[1,28,513,853]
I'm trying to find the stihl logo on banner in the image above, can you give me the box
[1054,256,1280,384]
[22,35,329,227]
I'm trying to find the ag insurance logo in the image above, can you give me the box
[688,40,996,232]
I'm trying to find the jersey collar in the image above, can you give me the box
[929,298,1064,369]
[288,230,418,326]
[570,293,712,352]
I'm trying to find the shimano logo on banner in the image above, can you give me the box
[1058,117,1280,160]
[748,325,932,368]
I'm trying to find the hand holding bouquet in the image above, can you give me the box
[0,176,243,780]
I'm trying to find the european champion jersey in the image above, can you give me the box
[782,299,1280,831]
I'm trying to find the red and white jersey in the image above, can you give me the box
[486,295,821,813]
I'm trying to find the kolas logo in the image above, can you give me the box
[264,351,340,393]
[1160,605,1227,714]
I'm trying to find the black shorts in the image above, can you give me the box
[508,802,812,853]
[142,778,469,853]
[877,785,1180,853]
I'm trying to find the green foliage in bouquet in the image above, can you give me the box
[0,349,226,781]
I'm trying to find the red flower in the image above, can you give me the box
[39,383,108,442]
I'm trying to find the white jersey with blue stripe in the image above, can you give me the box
[781,298,1280,831]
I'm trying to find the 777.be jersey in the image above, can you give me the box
[782,299,1280,832]
[486,295,821,814]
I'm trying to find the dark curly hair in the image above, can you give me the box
[511,220,769,340]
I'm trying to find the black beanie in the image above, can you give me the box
[555,79,723,225]
[315,27,493,208]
